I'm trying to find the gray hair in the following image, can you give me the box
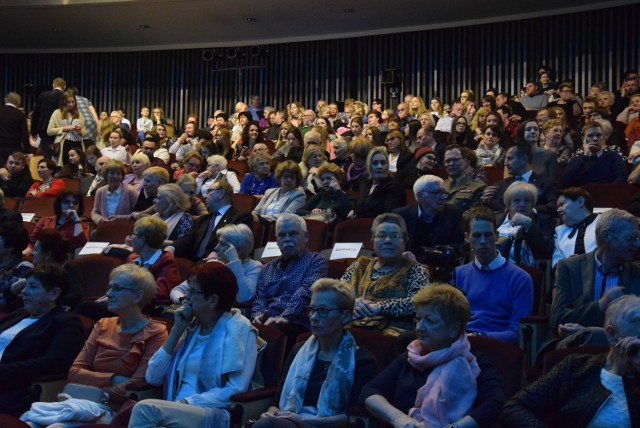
[503,181,538,208]
[595,208,638,245]
[109,264,156,308]
[605,294,640,337]
[371,213,409,245]
[216,223,254,260]
[413,175,444,197]
[207,154,228,170]
[276,213,307,233]
[310,278,356,313]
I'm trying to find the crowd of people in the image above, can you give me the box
[0,66,639,427]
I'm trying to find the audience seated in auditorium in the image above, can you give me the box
[151,183,194,245]
[443,145,486,212]
[131,166,169,217]
[394,175,464,256]
[238,153,278,197]
[171,224,262,305]
[23,190,90,258]
[560,122,627,188]
[482,144,557,216]
[0,152,33,198]
[19,265,168,426]
[91,160,139,225]
[453,207,533,344]
[552,187,598,267]
[252,161,305,223]
[196,154,241,195]
[549,209,640,350]
[495,181,555,267]
[0,264,85,417]
[351,146,406,219]
[128,263,258,428]
[168,122,199,162]
[341,213,429,336]
[361,284,505,427]
[0,188,22,224]
[25,158,64,198]
[172,151,203,182]
[251,213,328,348]
[344,137,372,192]
[501,295,640,427]
[253,278,377,428]
[171,180,252,261]
[297,162,354,223]
[101,128,130,164]
[83,155,110,196]
[55,147,90,179]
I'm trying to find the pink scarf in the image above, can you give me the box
[406,335,481,427]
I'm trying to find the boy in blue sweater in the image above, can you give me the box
[453,207,533,344]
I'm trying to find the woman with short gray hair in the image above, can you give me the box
[196,154,241,195]
[170,223,263,304]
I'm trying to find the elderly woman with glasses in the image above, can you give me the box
[361,284,504,428]
[239,153,278,197]
[341,213,429,336]
[128,262,258,428]
[351,147,406,219]
[253,279,377,428]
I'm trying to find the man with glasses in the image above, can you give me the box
[442,144,486,212]
[393,174,463,255]
[548,83,582,129]
[251,213,328,352]
[300,110,316,137]
[549,208,640,349]
[170,180,252,261]
[138,133,169,166]
[560,122,627,188]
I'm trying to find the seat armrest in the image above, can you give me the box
[230,386,277,403]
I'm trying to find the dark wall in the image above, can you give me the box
[2,3,637,129]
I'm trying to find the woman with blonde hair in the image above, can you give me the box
[123,152,150,191]
[300,145,328,196]
[154,183,194,244]
[409,96,427,118]
[288,101,304,127]
[212,127,233,160]
[47,90,86,166]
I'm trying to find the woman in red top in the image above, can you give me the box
[25,158,65,198]
[23,190,90,258]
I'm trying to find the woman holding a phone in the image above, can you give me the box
[47,90,86,166]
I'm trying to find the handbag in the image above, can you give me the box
[59,383,109,405]
[349,315,389,332]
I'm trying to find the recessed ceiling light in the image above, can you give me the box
[246,17,257,22]
[344,8,355,13]
[139,24,151,29]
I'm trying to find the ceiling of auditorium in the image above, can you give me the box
[0,0,635,53]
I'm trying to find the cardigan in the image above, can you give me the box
[91,183,139,225]
[253,187,306,221]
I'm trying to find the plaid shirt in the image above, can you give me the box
[251,250,328,328]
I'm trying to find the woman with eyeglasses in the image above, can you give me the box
[196,154,241,195]
[253,278,377,428]
[16,264,168,426]
[173,151,204,181]
[351,146,406,219]
[361,284,504,428]
[129,262,258,428]
[253,161,305,223]
[341,213,429,336]
[384,130,413,173]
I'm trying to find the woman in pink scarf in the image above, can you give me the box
[362,284,491,428]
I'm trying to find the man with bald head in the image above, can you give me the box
[0,92,30,165]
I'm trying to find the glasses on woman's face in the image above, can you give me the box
[307,306,341,318]
[108,284,137,293]
[374,232,402,241]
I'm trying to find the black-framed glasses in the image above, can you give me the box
[308,306,342,318]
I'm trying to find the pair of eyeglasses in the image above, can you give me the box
[108,285,137,293]
[374,232,402,241]
[418,190,449,198]
[308,306,342,318]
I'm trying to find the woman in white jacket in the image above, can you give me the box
[129,263,258,428]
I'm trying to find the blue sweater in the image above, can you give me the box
[454,262,533,344]
[559,150,627,188]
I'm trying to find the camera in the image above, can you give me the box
[415,245,458,282]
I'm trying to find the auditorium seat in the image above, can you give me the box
[20,196,56,218]
[582,182,638,209]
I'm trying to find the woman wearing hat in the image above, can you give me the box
[396,146,437,188]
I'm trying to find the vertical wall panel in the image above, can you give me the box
[1,4,638,129]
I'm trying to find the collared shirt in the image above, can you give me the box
[101,145,129,163]
[517,169,533,182]
[474,252,506,271]
[105,185,122,218]
[593,253,622,301]
[133,249,163,268]
[251,250,328,328]
[213,204,231,229]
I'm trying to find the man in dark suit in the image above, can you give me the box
[170,180,252,261]
[481,144,557,216]
[550,208,640,348]
[30,77,66,160]
[0,92,30,166]
[393,174,464,255]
